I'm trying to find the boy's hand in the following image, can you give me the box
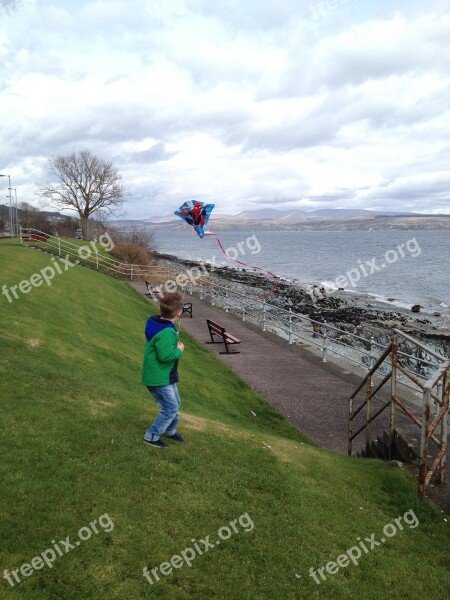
[177,341,185,352]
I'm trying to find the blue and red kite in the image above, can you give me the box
[174,200,215,239]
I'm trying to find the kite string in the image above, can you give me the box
[215,237,280,300]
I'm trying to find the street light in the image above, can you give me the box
[0,173,13,236]
[11,188,19,235]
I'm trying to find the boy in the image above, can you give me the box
[142,291,185,448]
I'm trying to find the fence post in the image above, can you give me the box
[262,301,266,331]
[242,304,245,322]
[348,394,354,457]
[390,334,398,458]
[288,309,293,344]
[435,381,443,416]
[366,372,373,455]
[419,387,431,499]
[96,251,99,270]
[200,286,203,300]
[130,265,134,281]
[440,373,448,483]
[322,320,328,362]
[370,336,375,371]
[19,227,23,245]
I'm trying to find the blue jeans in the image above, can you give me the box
[144,384,181,441]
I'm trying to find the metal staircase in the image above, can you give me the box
[348,330,449,499]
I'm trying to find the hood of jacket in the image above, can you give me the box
[145,315,177,342]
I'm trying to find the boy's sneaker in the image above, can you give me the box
[143,438,169,448]
[164,432,185,443]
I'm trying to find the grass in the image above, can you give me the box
[0,244,449,600]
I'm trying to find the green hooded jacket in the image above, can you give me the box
[142,316,182,387]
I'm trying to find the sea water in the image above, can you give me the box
[151,229,450,316]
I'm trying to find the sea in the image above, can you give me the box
[151,229,450,317]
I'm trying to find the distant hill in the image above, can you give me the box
[310,208,378,217]
[0,203,67,221]
[236,208,307,220]
[108,208,450,231]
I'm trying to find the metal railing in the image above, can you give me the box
[19,228,172,282]
[182,280,445,393]
[348,330,449,499]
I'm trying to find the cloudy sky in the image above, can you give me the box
[1,0,450,218]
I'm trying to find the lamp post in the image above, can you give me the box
[0,173,13,236]
[12,188,19,235]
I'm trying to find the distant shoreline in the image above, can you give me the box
[111,214,450,232]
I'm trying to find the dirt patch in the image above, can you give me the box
[26,339,41,349]
[182,413,209,431]
[89,399,116,416]
[183,413,242,438]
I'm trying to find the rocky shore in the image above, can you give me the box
[155,252,450,358]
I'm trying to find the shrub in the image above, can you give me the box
[110,241,153,265]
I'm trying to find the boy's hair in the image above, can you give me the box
[159,292,184,319]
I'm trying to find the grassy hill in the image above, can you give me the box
[0,242,448,599]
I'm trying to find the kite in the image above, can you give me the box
[174,200,215,239]
[174,199,280,300]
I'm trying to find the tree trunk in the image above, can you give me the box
[80,216,89,240]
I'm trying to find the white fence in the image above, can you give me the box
[20,228,171,281]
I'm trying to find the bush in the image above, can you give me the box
[110,241,153,265]
[110,226,156,251]
[109,226,159,280]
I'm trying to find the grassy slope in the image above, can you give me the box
[0,245,448,600]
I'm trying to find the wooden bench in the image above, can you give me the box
[206,318,241,354]
[145,282,193,317]
[181,302,193,318]
[145,281,157,296]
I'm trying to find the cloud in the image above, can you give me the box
[0,0,449,215]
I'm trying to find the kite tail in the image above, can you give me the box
[215,237,280,301]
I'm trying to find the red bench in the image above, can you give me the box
[22,233,49,242]
[206,319,241,354]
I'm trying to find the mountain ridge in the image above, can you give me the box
[108,208,450,230]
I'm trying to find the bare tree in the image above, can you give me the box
[54,215,80,237]
[18,202,52,232]
[37,150,126,239]
[18,201,35,228]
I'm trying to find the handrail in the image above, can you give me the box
[349,399,392,442]
[392,328,446,363]
[424,360,450,390]
[349,344,393,400]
